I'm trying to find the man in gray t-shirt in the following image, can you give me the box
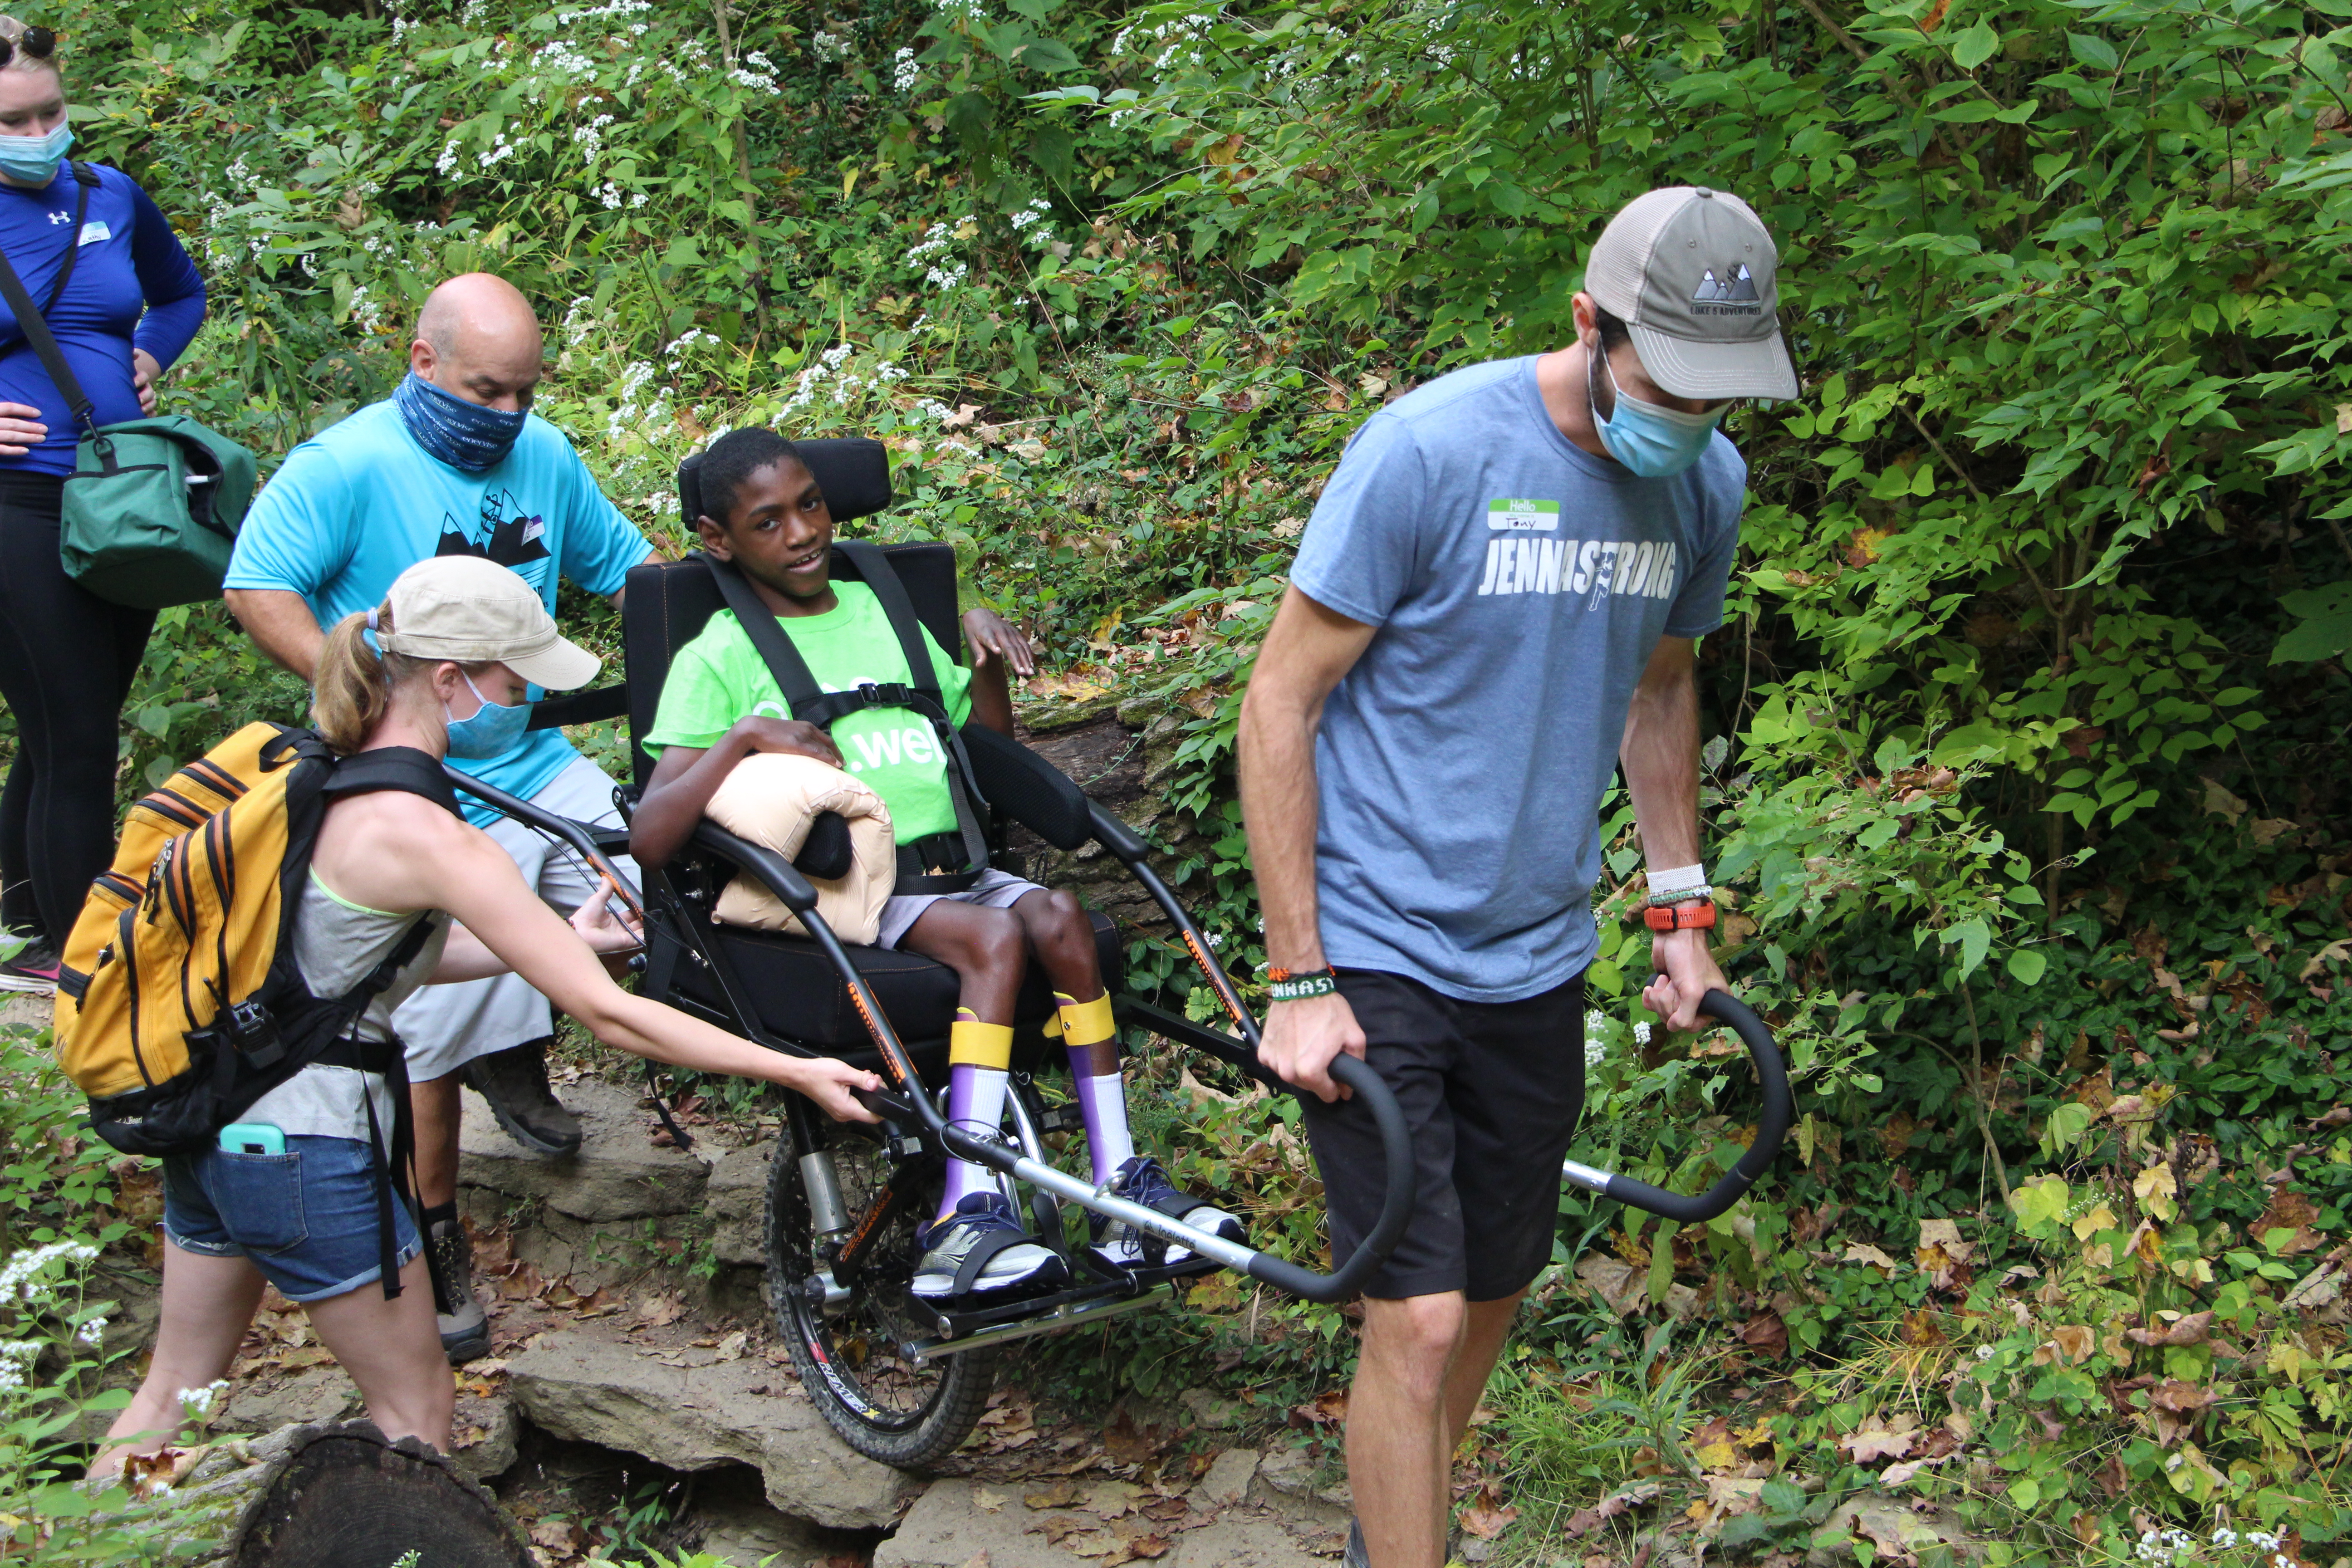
[1237,187,1799,1568]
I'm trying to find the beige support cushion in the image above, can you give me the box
[702,751,897,946]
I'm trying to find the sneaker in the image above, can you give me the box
[911,1192,1070,1307]
[462,1039,582,1157]
[1345,1520,1368,1568]
[429,1214,491,1365]
[1086,1155,1245,1274]
[0,941,59,995]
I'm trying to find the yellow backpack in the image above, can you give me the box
[55,722,452,1156]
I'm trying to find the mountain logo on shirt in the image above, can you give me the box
[435,488,553,588]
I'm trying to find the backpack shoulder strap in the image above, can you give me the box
[699,551,838,722]
[321,746,463,817]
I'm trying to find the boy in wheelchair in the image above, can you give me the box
[627,427,1242,1310]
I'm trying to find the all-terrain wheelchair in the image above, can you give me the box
[450,438,1791,1469]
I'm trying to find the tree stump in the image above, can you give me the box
[160,1421,528,1568]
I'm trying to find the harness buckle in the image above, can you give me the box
[856,681,914,707]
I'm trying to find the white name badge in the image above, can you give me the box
[1486,497,1559,531]
[77,220,110,246]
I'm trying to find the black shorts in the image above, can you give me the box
[1298,968,1586,1302]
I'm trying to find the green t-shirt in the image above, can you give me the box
[644,581,975,844]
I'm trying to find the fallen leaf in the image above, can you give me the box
[1459,1500,1518,1539]
[1839,1420,1916,1464]
[2257,1189,2327,1255]
[1561,1481,1663,1539]
[2125,1311,2214,1348]
[1025,1480,1081,1510]
[1843,1243,1901,1273]
[1736,1310,1788,1357]
[2149,1380,2216,1413]
[2048,1324,2095,1364]
[973,1487,1006,1514]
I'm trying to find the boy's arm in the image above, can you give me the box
[629,717,842,869]
[960,607,1031,737]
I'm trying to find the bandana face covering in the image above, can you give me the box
[394,371,529,473]
[1588,347,1725,479]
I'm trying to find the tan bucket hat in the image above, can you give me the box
[378,555,601,691]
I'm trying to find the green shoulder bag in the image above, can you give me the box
[0,162,255,609]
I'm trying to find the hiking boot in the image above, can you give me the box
[1086,1155,1244,1274]
[0,940,59,995]
[911,1192,1069,1307]
[429,1213,491,1365]
[462,1039,582,1157]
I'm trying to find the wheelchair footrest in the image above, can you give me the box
[906,1279,1178,1363]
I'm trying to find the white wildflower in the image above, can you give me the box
[0,1339,39,1392]
[598,181,623,210]
[729,65,781,95]
[554,0,649,21]
[176,1379,230,1420]
[810,30,852,62]
[435,139,463,177]
[892,46,921,93]
[76,1315,107,1347]
[1633,1021,1652,1046]
[0,1240,98,1304]
[573,113,615,165]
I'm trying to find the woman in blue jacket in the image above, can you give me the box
[0,17,205,990]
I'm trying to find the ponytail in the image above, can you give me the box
[311,602,423,754]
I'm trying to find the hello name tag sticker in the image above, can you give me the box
[1486,497,1559,531]
[77,220,109,246]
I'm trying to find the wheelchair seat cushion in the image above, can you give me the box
[660,903,1124,1061]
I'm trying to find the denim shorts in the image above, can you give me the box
[162,1134,421,1303]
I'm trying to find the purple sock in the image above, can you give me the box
[1065,1039,1136,1182]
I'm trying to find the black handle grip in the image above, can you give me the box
[1563,989,1791,1225]
[1239,1053,1416,1303]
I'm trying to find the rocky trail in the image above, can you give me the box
[89,1064,1358,1568]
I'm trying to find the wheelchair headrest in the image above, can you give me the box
[677,436,893,529]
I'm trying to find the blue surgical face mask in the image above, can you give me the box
[1589,348,1725,479]
[0,122,72,187]
[393,371,529,473]
[442,671,530,760]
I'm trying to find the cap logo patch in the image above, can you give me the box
[1691,263,1763,315]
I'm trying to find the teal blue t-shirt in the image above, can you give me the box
[224,400,652,823]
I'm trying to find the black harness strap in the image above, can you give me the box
[700,552,990,895]
[0,163,102,439]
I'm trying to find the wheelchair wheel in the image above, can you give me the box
[764,1112,995,1470]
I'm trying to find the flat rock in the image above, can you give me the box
[1252,1443,1351,1523]
[508,1325,917,1529]
[708,1137,775,1268]
[1192,1447,1258,1510]
[460,1078,707,1221]
[685,1480,840,1567]
[214,1362,516,1482]
[873,1476,1328,1568]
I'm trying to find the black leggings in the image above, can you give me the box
[0,471,153,945]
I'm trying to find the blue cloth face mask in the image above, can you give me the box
[1588,347,1725,479]
[443,671,530,760]
[393,371,529,473]
[0,122,73,187]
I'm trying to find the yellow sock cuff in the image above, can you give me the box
[949,1019,1014,1070]
[1054,992,1117,1048]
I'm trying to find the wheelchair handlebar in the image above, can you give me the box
[1561,988,1791,1225]
[444,766,646,925]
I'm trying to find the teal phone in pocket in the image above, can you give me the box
[218,1122,286,1156]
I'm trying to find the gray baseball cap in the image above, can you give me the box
[1584,186,1798,402]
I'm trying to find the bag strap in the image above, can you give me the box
[323,744,464,817]
[0,166,97,439]
[701,552,833,720]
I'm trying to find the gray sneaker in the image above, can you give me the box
[911,1193,1068,1307]
[429,1214,491,1365]
[1346,1520,1368,1568]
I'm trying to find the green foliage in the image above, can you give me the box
[35,0,2352,1556]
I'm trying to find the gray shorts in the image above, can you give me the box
[877,867,1040,949]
